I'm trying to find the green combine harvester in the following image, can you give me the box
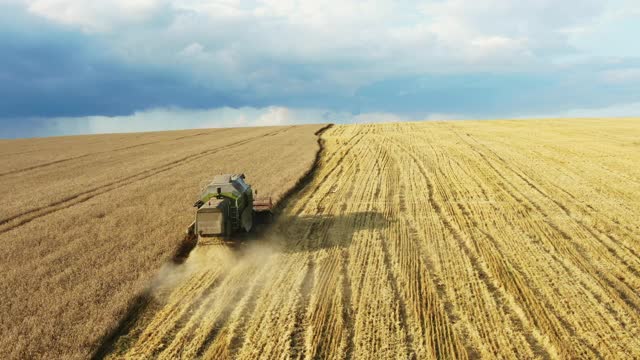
[186,174,273,244]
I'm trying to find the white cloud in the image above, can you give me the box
[253,107,295,126]
[469,36,530,59]
[178,42,204,57]
[20,103,640,138]
[33,106,465,136]
[57,107,300,134]
[17,0,622,86]
[600,68,640,85]
[26,0,170,32]
[526,102,640,119]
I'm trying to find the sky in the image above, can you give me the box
[1,0,639,138]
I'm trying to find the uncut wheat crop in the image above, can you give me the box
[0,124,325,360]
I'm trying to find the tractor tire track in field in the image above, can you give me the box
[288,258,314,359]
[0,127,292,235]
[452,130,640,323]
[465,131,640,272]
[395,140,552,358]
[101,121,640,359]
[0,130,217,177]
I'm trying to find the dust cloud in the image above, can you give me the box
[149,234,286,304]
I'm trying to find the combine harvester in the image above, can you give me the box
[186,173,273,244]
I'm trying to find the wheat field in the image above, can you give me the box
[0,125,325,359]
[103,118,640,359]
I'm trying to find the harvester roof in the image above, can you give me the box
[201,173,250,200]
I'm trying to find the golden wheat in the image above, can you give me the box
[0,125,325,359]
[107,119,640,359]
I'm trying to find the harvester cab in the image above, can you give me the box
[186,174,273,244]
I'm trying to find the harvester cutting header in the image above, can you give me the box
[186,174,273,244]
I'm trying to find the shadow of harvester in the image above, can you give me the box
[263,211,388,253]
[176,211,387,261]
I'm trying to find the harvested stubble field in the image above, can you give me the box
[104,118,640,359]
[0,124,326,359]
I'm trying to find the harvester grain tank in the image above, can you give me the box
[186,174,273,243]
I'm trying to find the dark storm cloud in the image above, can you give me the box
[0,5,240,124]
[354,66,640,119]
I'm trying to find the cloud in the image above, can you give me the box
[178,42,205,58]
[14,0,617,80]
[41,107,304,136]
[528,102,640,118]
[5,101,638,139]
[25,0,172,32]
[252,107,295,126]
[1,0,640,138]
[0,5,244,121]
[14,106,451,138]
[354,60,640,119]
[600,68,640,84]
